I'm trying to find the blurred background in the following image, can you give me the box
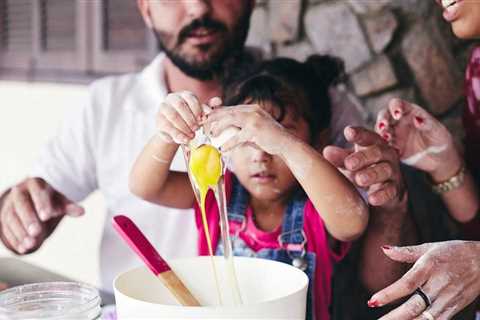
[0,0,476,288]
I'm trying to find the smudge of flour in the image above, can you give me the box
[151,154,169,164]
[401,145,448,166]
[324,194,367,217]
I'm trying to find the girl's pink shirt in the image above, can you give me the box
[194,171,350,320]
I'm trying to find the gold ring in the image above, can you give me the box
[421,311,434,320]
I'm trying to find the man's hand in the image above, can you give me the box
[0,178,84,254]
[323,126,406,210]
[324,126,414,294]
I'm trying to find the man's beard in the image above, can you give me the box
[152,10,251,81]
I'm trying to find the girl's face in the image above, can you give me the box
[230,101,313,203]
[438,0,480,39]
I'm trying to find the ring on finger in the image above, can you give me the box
[415,287,432,308]
[421,311,434,320]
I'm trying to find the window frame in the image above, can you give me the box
[33,0,89,72]
[0,0,157,82]
[0,0,34,70]
[90,0,156,74]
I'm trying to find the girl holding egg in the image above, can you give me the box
[130,55,369,320]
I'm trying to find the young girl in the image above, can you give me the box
[130,56,369,320]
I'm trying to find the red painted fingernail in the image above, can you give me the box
[394,110,401,117]
[382,245,392,250]
[347,127,356,137]
[378,122,386,130]
[415,116,424,124]
[382,133,391,141]
[367,299,380,308]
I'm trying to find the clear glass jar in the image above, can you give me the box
[0,282,101,319]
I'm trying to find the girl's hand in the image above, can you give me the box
[376,99,463,182]
[205,104,289,155]
[156,91,206,145]
[370,241,480,320]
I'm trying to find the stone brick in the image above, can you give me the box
[276,41,315,61]
[364,11,398,53]
[268,0,302,43]
[347,0,391,14]
[402,24,463,115]
[351,55,398,97]
[246,7,271,55]
[364,88,415,125]
[305,3,372,72]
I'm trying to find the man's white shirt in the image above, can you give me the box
[30,53,366,292]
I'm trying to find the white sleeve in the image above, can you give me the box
[329,84,368,148]
[30,94,98,202]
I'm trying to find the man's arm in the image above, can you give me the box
[324,126,418,292]
[360,196,418,293]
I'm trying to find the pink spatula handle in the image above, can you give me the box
[112,215,200,306]
[113,215,171,275]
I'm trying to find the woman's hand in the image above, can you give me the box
[369,241,480,320]
[156,91,220,145]
[376,99,463,182]
[205,104,291,155]
[0,282,8,291]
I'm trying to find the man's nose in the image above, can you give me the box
[184,0,212,19]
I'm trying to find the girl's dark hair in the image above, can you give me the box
[223,55,345,142]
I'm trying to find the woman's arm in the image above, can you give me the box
[429,158,479,223]
[129,91,206,209]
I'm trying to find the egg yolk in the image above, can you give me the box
[189,144,224,304]
[189,144,223,193]
[189,145,222,254]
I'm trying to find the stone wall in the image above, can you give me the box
[246,0,478,141]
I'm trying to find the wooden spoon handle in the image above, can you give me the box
[158,270,201,306]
